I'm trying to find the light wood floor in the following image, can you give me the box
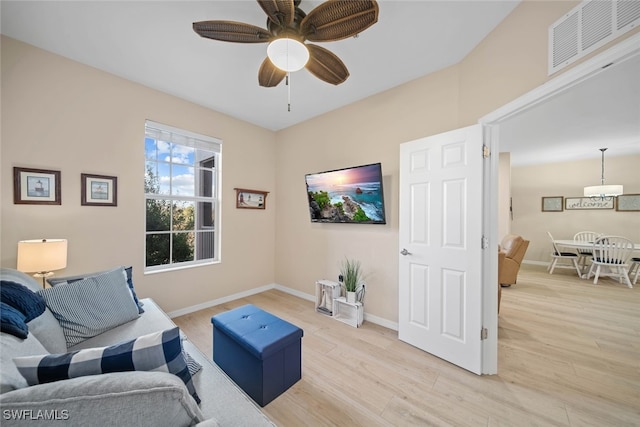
[173,265,640,426]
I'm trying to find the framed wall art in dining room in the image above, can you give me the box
[81,173,117,207]
[13,167,61,205]
[541,196,563,212]
[616,194,640,212]
[235,188,268,210]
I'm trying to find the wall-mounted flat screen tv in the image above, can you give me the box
[305,162,386,224]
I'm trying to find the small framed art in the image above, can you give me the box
[235,188,268,210]
[13,167,61,205]
[541,196,563,212]
[81,173,117,207]
[616,194,640,212]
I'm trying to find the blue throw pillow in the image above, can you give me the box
[1,302,28,339]
[13,327,200,404]
[1,280,46,322]
[124,266,144,313]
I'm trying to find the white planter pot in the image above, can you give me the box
[346,291,357,303]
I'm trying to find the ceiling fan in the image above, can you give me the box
[193,0,379,88]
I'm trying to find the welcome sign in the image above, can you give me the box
[565,197,614,210]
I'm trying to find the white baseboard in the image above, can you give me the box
[168,283,398,331]
[274,284,400,331]
[522,260,549,267]
[272,284,314,302]
[167,284,276,318]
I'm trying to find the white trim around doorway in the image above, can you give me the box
[478,32,640,375]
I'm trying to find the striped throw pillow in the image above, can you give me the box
[39,267,140,348]
[13,327,200,404]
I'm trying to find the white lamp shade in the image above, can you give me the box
[267,38,309,72]
[583,184,624,197]
[17,239,67,273]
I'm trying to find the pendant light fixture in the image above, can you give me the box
[583,148,623,199]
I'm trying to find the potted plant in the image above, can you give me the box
[340,257,363,303]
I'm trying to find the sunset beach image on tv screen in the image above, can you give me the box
[305,163,386,224]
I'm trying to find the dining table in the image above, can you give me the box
[554,239,640,251]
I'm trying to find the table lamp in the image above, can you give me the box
[17,239,68,288]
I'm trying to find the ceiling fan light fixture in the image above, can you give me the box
[267,37,309,72]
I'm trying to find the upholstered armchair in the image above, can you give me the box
[499,234,530,287]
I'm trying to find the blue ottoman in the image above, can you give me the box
[212,304,303,407]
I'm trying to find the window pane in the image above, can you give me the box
[145,162,159,194]
[157,163,171,195]
[198,169,213,197]
[146,199,170,231]
[172,165,194,196]
[146,234,170,267]
[171,143,194,165]
[197,201,214,229]
[156,140,171,161]
[145,138,157,160]
[173,201,194,231]
[198,152,215,169]
[172,232,194,263]
[196,231,215,260]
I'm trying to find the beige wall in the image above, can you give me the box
[2,1,638,320]
[273,1,639,324]
[1,36,277,312]
[511,155,640,263]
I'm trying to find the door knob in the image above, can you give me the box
[400,248,411,256]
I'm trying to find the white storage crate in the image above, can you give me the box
[333,297,364,328]
[315,280,341,316]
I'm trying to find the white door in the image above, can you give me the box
[398,124,484,374]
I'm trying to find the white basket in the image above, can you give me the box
[315,280,341,316]
[333,297,364,328]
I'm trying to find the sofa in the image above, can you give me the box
[0,267,275,427]
[498,234,530,287]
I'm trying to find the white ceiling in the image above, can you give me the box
[0,0,520,131]
[499,52,640,166]
[2,0,639,166]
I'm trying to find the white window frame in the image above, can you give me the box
[144,120,222,273]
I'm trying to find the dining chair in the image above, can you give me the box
[628,257,640,286]
[573,231,601,275]
[546,232,581,276]
[586,236,634,288]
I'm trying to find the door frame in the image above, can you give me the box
[478,32,640,374]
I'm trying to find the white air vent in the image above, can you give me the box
[549,0,640,75]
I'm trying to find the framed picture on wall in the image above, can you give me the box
[616,194,640,212]
[81,173,117,207]
[235,188,268,209]
[13,167,61,205]
[541,196,563,212]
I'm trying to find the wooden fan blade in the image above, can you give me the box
[301,0,379,42]
[258,0,295,26]
[193,21,271,43]
[305,44,349,85]
[258,57,287,87]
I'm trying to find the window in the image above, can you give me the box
[144,120,221,272]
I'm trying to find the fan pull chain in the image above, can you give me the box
[286,72,291,112]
